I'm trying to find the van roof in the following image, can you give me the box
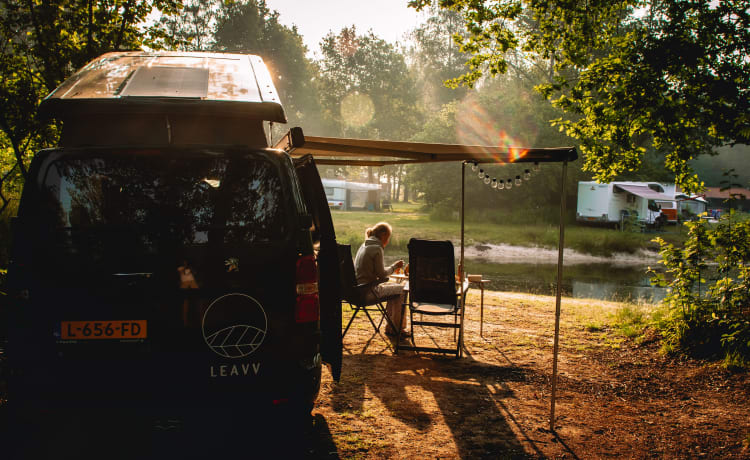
[40,51,286,123]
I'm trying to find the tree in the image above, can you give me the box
[409,0,750,193]
[212,0,320,134]
[0,0,180,213]
[317,26,421,140]
[316,27,422,202]
[408,2,471,109]
[156,0,221,51]
[409,75,588,222]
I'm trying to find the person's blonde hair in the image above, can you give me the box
[365,222,392,240]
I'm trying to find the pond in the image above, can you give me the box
[385,255,666,304]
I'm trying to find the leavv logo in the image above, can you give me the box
[202,293,267,358]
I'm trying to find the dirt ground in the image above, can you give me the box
[307,290,750,459]
[0,290,747,459]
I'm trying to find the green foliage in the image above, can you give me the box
[331,208,673,257]
[317,27,421,140]
[0,0,180,212]
[409,0,750,194]
[407,3,471,109]
[614,305,650,339]
[156,0,221,51]
[409,75,590,222]
[651,212,750,367]
[211,0,321,133]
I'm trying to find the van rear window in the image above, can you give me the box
[41,153,287,246]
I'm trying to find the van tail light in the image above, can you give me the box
[295,255,319,323]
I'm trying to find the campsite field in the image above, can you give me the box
[331,206,687,257]
[306,290,750,459]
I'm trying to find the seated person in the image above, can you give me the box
[354,222,408,336]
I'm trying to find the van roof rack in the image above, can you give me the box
[39,51,286,123]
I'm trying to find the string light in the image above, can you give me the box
[469,161,539,191]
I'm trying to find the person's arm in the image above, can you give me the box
[373,247,393,280]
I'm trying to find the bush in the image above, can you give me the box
[651,210,750,367]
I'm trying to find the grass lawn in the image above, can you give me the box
[331,202,687,257]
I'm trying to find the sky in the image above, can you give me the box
[262,0,425,57]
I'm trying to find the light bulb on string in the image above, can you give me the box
[506,178,513,190]
[524,169,531,180]
[478,169,485,179]
[471,162,478,172]
[484,174,491,185]
[491,178,498,189]
[497,180,504,190]
[515,175,522,186]
[533,162,540,172]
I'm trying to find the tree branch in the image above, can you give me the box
[114,0,135,50]
[0,112,29,179]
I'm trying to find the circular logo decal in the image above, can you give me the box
[202,293,268,358]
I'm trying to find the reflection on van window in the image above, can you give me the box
[43,153,286,246]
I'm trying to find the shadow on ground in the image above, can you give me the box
[331,324,548,458]
[0,405,340,459]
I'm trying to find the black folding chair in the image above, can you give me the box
[337,244,399,339]
[397,238,467,357]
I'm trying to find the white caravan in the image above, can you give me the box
[576,181,675,226]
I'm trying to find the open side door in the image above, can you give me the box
[294,154,342,381]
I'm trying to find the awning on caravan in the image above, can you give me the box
[614,184,673,201]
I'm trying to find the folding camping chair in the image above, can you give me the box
[338,244,400,339]
[396,238,467,357]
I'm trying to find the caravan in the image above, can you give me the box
[321,178,382,210]
[576,181,676,227]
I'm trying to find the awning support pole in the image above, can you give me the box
[460,162,466,276]
[459,161,466,357]
[550,160,568,432]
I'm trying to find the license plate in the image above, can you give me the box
[61,320,147,340]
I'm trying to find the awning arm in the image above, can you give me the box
[273,127,577,164]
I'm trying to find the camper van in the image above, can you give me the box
[576,181,676,227]
[4,52,342,419]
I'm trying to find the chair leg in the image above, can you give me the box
[342,306,360,337]
[408,305,415,347]
[378,302,398,335]
[375,309,386,331]
[453,314,457,342]
[362,307,380,333]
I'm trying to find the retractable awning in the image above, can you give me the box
[276,127,576,432]
[273,127,577,165]
[614,184,673,201]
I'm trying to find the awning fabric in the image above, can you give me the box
[273,127,577,166]
[614,184,673,201]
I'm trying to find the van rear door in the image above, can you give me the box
[294,155,342,381]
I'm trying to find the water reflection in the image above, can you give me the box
[466,260,666,303]
[387,256,666,303]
